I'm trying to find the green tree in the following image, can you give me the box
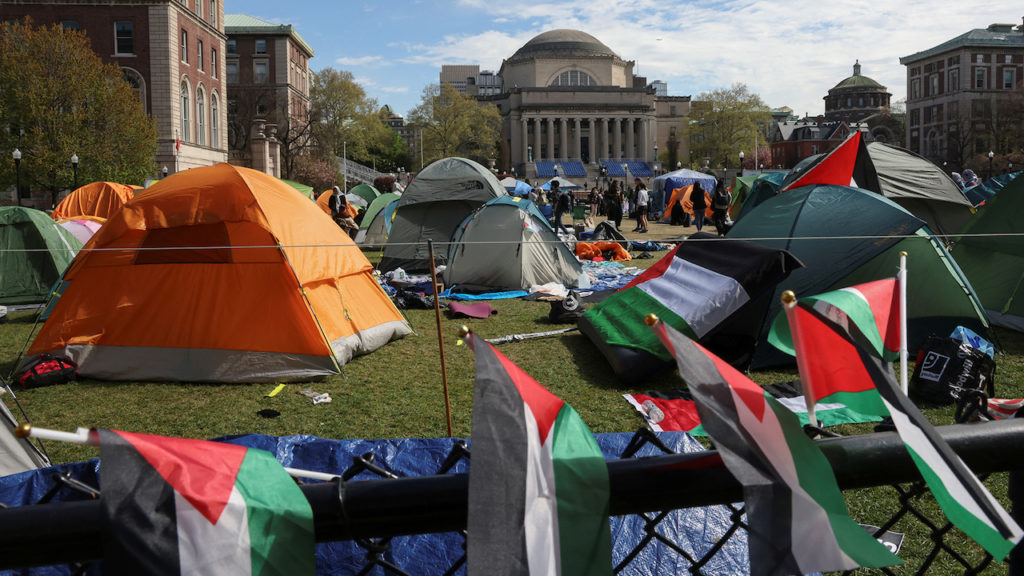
[406,83,501,166]
[309,68,392,167]
[0,20,157,206]
[686,83,770,171]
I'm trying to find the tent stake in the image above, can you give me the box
[427,239,454,437]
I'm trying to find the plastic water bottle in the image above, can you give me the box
[641,400,664,424]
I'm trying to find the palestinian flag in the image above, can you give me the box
[466,333,612,576]
[651,321,901,574]
[98,429,314,575]
[624,381,880,436]
[774,297,1024,560]
[579,232,801,383]
[780,131,881,193]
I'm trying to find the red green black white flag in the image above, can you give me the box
[466,333,612,576]
[98,429,315,575]
[771,285,1024,560]
[651,321,901,574]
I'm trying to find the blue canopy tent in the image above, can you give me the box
[540,176,580,190]
[651,169,718,217]
[500,177,534,196]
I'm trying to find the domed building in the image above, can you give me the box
[824,61,900,143]
[490,29,689,182]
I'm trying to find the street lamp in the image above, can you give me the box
[739,151,745,173]
[71,153,79,189]
[12,148,22,201]
[988,150,994,179]
[676,161,682,170]
[527,145,533,163]
[162,165,168,179]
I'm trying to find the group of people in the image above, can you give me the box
[329,186,361,239]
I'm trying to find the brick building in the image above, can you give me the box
[0,0,229,177]
[224,14,313,177]
[900,21,1024,167]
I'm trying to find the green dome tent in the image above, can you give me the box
[727,184,990,369]
[348,182,381,205]
[0,206,82,305]
[952,173,1024,331]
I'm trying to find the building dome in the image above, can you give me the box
[509,29,619,61]
[829,60,885,93]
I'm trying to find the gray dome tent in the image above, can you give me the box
[379,157,506,273]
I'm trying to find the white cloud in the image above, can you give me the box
[335,55,382,67]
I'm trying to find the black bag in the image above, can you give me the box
[17,354,77,389]
[911,335,995,405]
[548,290,584,323]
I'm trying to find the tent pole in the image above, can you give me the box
[899,251,908,395]
[427,239,454,437]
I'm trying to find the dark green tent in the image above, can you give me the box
[0,206,82,305]
[952,173,1024,331]
[727,184,990,369]
[348,182,381,205]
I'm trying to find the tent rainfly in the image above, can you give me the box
[0,207,82,305]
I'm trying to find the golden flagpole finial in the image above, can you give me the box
[456,325,470,338]
[781,290,796,305]
[14,423,31,439]
[644,313,659,326]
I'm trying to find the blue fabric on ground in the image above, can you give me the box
[441,289,529,301]
[629,240,671,251]
[0,432,750,576]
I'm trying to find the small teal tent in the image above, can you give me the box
[0,207,82,305]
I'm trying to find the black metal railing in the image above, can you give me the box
[1,419,1023,574]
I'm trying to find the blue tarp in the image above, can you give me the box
[503,179,533,196]
[0,432,749,575]
[651,169,718,215]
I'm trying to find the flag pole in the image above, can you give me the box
[427,239,454,437]
[14,424,339,481]
[781,290,817,430]
[899,251,909,395]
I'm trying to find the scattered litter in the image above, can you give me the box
[298,388,332,405]
[266,383,286,397]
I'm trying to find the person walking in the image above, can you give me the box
[606,181,624,229]
[551,180,571,235]
[691,182,708,232]
[634,178,650,233]
[710,182,732,236]
[588,186,601,218]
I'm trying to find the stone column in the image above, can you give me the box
[546,117,554,162]
[573,117,582,162]
[533,117,542,163]
[638,118,648,162]
[588,118,597,164]
[612,118,622,161]
[520,118,528,167]
[624,118,634,161]
[556,117,566,161]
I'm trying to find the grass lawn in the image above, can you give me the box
[2,214,1021,574]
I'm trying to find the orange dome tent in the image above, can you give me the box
[25,164,411,382]
[52,181,136,221]
[659,185,714,223]
[316,189,333,215]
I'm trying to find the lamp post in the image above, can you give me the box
[162,165,168,179]
[71,154,79,190]
[676,161,682,170]
[738,151,744,175]
[988,150,994,179]
[13,148,22,202]
[527,145,533,163]
[653,144,658,174]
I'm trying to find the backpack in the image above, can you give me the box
[712,188,730,210]
[17,354,77,389]
[911,335,995,405]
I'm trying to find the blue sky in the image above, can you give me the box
[226,0,1020,119]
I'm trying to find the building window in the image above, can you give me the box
[1004,68,1015,89]
[114,21,133,55]
[226,39,236,54]
[197,40,204,71]
[181,30,188,63]
[550,70,595,87]
[197,90,206,146]
[122,68,146,112]
[1006,55,1013,64]
[211,48,217,78]
[976,54,984,63]
[180,83,190,143]
[910,109,920,126]
[975,68,987,89]
[911,78,920,99]
[61,21,79,31]
[196,0,203,18]
[255,39,266,54]
[948,68,959,91]
[930,74,939,95]
[210,1,216,26]
[255,61,268,84]
[226,62,238,84]
[211,95,219,147]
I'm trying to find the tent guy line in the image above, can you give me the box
[2,231,1023,255]
[14,423,340,482]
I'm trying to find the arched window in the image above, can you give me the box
[121,67,146,113]
[211,94,219,148]
[550,70,596,87]
[196,89,206,146]
[180,82,190,143]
